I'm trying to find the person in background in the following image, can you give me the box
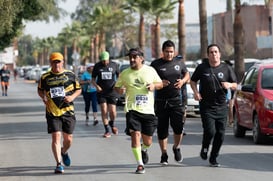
[190,44,237,167]
[37,52,82,174]
[13,68,18,81]
[115,48,163,174]
[151,40,190,165]
[92,51,119,138]
[80,63,99,126]
[0,64,11,96]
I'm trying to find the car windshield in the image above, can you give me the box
[261,68,273,89]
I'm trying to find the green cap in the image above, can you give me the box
[100,51,110,61]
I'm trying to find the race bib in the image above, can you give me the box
[50,86,65,98]
[101,72,112,80]
[135,95,148,106]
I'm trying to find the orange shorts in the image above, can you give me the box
[1,81,9,87]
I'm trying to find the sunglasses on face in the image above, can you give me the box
[52,60,62,64]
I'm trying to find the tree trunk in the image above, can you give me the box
[99,31,106,53]
[139,13,145,51]
[94,34,99,63]
[155,16,161,59]
[233,0,245,82]
[178,0,186,61]
[90,36,94,63]
[63,45,67,68]
[199,0,208,59]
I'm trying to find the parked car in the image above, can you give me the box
[186,68,199,114]
[233,62,273,144]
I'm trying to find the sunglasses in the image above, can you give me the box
[52,60,62,63]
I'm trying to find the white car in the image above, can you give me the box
[186,68,200,114]
[186,83,200,114]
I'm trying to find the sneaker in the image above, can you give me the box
[141,149,149,165]
[111,126,118,135]
[61,152,71,166]
[93,120,99,126]
[103,132,111,138]
[54,164,64,174]
[200,148,208,160]
[160,153,168,165]
[209,157,220,167]
[173,147,183,163]
[135,165,145,174]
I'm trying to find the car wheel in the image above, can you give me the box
[253,114,265,144]
[233,111,246,137]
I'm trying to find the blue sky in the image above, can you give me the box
[24,0,264,38]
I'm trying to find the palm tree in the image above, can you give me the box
[124,0,150,50]
[177,0,186,60]
[58,25,74,68]
[199,0,208,59]
[149,0,176,59]
[233,0,245,82]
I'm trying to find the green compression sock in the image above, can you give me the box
[132,147,143,165]
[142,143,150,151]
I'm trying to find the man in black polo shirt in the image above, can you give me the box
[190,44,237,167]
[151,40,190,165]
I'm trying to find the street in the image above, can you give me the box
[0,78,273,181]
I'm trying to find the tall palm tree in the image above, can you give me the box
[149,0,176,59]
[177,0,186,60]
[124,0,150,50]
[233,0,245,82]
[199,0,208,59]
[58,25,74,67]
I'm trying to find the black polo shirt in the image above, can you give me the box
[151,58,188,99]
[191,61,237,107]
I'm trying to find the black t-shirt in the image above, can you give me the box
[191,61,237,107]
[0,69,10,82]
[92,61,119,94]
[151,58,188,99]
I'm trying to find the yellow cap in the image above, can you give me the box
[50,52,64,61]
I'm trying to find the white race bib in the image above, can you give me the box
[135,95,148,106]
[50,86,65,98]
[101,72,112,80]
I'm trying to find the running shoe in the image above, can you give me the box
[54,164,64,174]
[135,165,145,174]
[111,126,118,135]
[61,152,71,166]
[93,120,99,126]
[173,147,183,163]
[141,149,149,165]
[160,152,168,166]
[200,147,208,160]
[103,132,111,138]
[209,157,220,167]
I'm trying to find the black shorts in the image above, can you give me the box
[97,92,118,105]
[125,110,158,136]
[46,114,76,134]
[155,98,185,139]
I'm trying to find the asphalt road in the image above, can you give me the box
[0,78,273,181]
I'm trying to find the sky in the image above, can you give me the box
[24,0,264,39]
